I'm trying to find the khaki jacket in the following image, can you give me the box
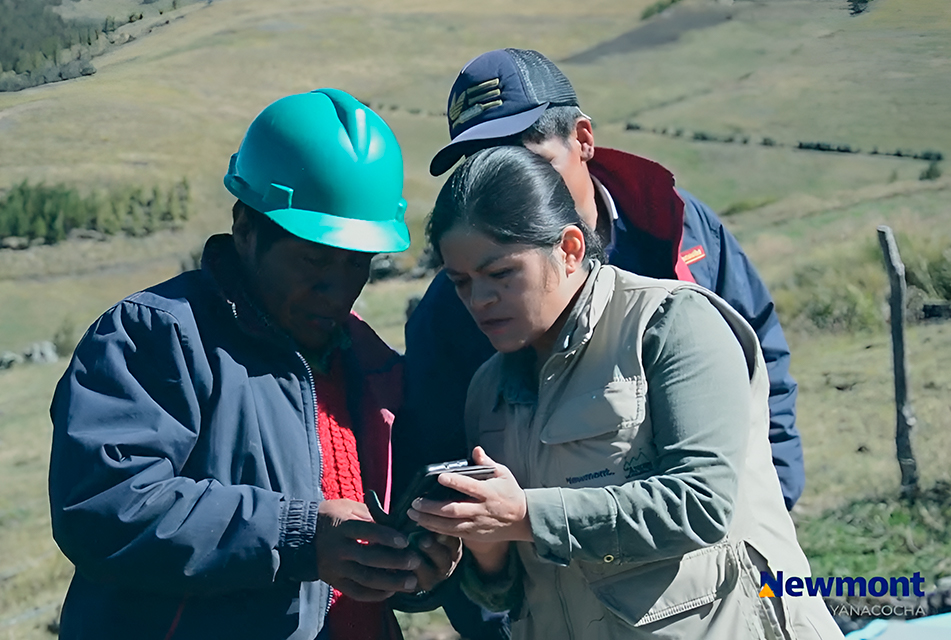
[463,265,841,640]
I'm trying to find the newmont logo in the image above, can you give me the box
[759,571,926,598]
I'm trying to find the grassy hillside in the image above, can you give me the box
[1,0,950,636]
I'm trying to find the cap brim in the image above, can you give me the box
[429,103,550,176]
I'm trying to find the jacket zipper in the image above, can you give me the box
[227,304,333,620]
[295,352,333,620]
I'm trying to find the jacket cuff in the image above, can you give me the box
[458,546,522,613]
[276,499,320,582]
[525,487,572,566]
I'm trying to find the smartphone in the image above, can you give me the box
[366,459,495,532]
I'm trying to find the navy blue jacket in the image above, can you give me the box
[392,148,803,639]
[48,235,403,640]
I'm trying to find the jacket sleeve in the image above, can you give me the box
[525,290,750,566]
[48,301,319,596]
[679,190,804,509]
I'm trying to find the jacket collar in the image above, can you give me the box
[199,233,398,377]
[199,233,353,365]
[200,233,299,351]
[588,147,685,276]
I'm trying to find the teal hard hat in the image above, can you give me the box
[224,88,409,253]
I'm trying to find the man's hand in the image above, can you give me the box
[410,532,462,592]
[315,499,421,602]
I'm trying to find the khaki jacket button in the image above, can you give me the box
[603,554,615,563]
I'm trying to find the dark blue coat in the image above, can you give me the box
[48,235,403,640]
[392,148,803,639]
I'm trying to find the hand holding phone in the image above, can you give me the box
[402,446,533,545]
[366,459,495,533]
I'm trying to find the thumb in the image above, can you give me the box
[472,446,496,466]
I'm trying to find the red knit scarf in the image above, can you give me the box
[312,360,401,640]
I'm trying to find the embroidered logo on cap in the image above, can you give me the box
[449,78,503,130]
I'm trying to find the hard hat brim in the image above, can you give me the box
[263,206,410,254]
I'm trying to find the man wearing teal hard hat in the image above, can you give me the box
[49,89,459,640]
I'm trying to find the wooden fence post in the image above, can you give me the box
[877,225,920,498]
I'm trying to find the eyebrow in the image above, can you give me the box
[445,254,508,277]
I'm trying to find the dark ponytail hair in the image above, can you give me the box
[426,146,605,265]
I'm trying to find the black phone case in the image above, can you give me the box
[366,460,495,533]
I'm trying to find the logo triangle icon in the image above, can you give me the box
[758,584,776,598]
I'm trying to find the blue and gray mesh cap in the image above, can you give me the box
[429,48,580,176]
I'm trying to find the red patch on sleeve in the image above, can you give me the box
[680,245,706,265]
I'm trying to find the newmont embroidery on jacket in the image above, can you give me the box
[565,468,616,485]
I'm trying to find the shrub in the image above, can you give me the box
[772,240,887,333]
[0,0,90,74]
[902,236,951,301]
[641,0,682,20]
[0,179,191,246]
[52,316,78,358]
[774,232,951,334]
[919,161,942,181]
[799,280,882,332]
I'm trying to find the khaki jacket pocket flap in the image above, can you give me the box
[541,378,646,445]
[587,542,738,628]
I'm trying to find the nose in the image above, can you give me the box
[468,278,498,311]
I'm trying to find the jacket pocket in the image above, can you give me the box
[540,377,646,445]
[585,542,739,628]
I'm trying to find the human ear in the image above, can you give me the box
[574,119,595,162]
[231,203,257,262]
[559,226,587,274]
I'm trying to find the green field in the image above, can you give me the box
[1,0,950,636]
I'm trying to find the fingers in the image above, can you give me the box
[346,500,374,522]
[344,537,421,572]
[345,560,418,594]
[437,471,493,500]
[411,495,485,519]
[333,563,418,601]
[339,519,409,549]
[415,532,459,572]
[318,498,376,527]
[406,508,469,537]
[334,577,396,602]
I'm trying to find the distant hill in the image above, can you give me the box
[0,0,199,92]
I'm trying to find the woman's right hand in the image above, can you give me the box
[407,447,533,544]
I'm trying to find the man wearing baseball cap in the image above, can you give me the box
[49,89,460,640]
[393,48,803,637]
